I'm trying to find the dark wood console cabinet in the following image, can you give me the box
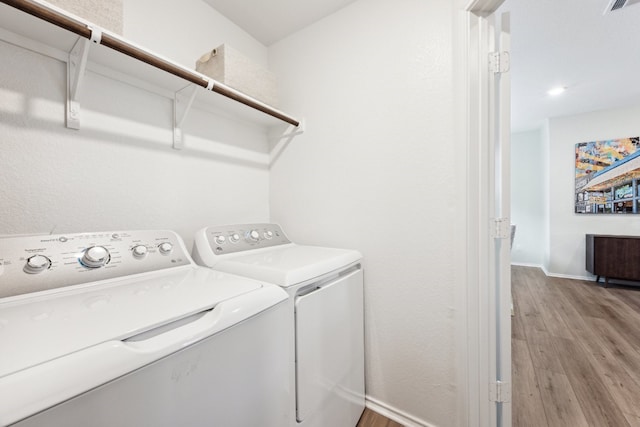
[586,234,640,286]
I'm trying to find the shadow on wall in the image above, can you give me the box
[1,107,270,170]
[0,40,271,170]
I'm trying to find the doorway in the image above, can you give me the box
[461,1,511,426]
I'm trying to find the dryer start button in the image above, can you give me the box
[158,242,173,255]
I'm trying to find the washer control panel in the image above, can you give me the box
[203,223,290,255]
[0,230,190,299]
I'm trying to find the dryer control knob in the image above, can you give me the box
[214,235,226,245]
[229,233,240,243]
[158,242,173,255]
[24,254,51,274]
[247,230,260,242]
[132,245,148,259]
[81,246,110,268]
[264,230,274,239]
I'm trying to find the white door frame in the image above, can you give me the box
[456,1,509,426]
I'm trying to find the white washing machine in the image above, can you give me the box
[192,223,365,427]
[0,230,290,427]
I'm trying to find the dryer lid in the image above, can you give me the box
[213,245,362,287]
[0,266,263,379]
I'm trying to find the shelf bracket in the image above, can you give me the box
[279,119,306,139]
[173,82,210,150]
[66,27,102,129]
[269,119,306,166]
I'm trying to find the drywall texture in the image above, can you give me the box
[511,130,546,266]
[548,104,640,278]
[269,0,458,425]
[0,27,269,249]
[123,0,268,71]
[47,0,123,34]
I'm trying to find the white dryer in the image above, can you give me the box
[0,230,290,427]
[192,223,365,427]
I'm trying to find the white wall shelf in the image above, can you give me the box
[0,0,303,149]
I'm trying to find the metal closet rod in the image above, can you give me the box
[2,0,300,127]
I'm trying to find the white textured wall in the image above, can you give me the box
[548,104,640,278]
[511,130,545,266]
[268,1,457,426]
[0,2,271,249]
[123,0,268,69]
[48,0,123,34]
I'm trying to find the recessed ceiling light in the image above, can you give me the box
[547,86,566,96]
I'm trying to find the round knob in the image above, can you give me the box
[24,255,51,274]
[132,245,148,259]
[158,242,173,255]
[229,233,240,243]
[214,235,226,245]
[81,246,110,268]
[246,230,260,242]
[264,230,274,240]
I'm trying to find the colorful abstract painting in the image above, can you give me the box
[575,137,640,213]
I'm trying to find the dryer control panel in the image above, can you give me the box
[198,223,291,256]
[0,230,191,299]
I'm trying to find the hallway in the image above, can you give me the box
[512,266,640,426]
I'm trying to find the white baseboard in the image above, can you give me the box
[510,263,593,281]
[365,396,437,427]
[540,264,551,276]
[511,262,550,275]
[511,262,543,268]
[545,272,592,281]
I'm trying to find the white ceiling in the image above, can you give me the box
[202,0,358,46]
[499,0,640,132]
[202,0,640,132]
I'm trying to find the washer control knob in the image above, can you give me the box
[158,242,173,255]
[229,233,240,243]
[264,230,274,240]
[81,246,110,268]
[246,230,260,242]
[24,255,51,274]
[132,245,148,259]
[214,235,226,245]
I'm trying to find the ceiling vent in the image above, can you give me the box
[604,0,640,13]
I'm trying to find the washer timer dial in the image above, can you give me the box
[80,246,110,268]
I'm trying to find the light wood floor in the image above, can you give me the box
[357,408,404,427]
[512,265,640,427]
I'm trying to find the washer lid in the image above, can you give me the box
[0,266,262,379]
[213,245,362,287]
